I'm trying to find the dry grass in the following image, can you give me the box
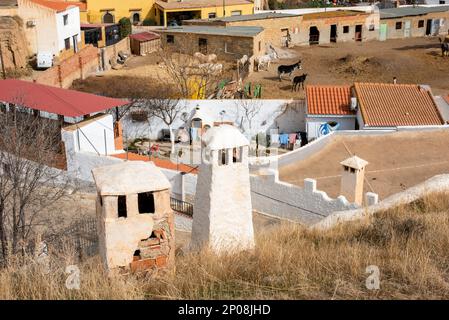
[1,192,449,300]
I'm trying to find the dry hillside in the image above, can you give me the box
[1,192,449,299]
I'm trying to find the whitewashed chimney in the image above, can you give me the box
[340,155,368,205]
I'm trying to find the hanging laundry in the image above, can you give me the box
[288,133,297,144]
[270,133,280,147]
[279,133,289,145]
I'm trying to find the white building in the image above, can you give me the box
[305,85,357,140]
[18,0,83,57]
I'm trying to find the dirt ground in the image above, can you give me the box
[279,129,449,200]
[247,36,449,99]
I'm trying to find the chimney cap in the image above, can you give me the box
[340,155,368,170]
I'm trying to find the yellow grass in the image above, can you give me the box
[1,192,449,299]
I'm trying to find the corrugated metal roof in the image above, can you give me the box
[0,79,129,117]
[129,32,160,42]
[354,82,444,127]
[209,12,299,22]
[380,5,449,19]
[306,85,355,116]
[158,25,263,37]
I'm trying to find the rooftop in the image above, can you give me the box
[29,0,86,12]
[380,5,449,19]
[157,25,264,37]
[155,0,253,10]
[0,79,129,118]
[306,85,355,116]
[129,31,160,42]
[189,12,299,23]
[302,10,367,20]
[92,161,171,196]
[202,124,249,150]
[354,82,444,127]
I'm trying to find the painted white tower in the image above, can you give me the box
[190,124,255,254]
[340,155,368,205]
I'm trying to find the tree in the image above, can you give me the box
[118,17,132,39]
[235,99,262,135]
[0,100,74,264]
[157,35,224,99]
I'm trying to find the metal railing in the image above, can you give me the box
[170,197,193,217]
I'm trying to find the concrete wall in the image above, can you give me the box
[306,116,357,140]
[380,11,449,39]
[250,169,360,225]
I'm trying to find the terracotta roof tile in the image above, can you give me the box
[354,82,444,127]
[129,32,160,42]
[29,0,86,12]
[306,85,355,115]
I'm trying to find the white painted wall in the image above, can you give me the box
[62,115,118,156]
[18,0,81,56]
[122,99,305,141]
[55,6,81,53]
[306,116,357,140]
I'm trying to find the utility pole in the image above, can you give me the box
[0,42,6,79]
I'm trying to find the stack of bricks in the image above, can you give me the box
[130,219,174,273]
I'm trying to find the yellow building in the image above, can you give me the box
[78,0,254,26]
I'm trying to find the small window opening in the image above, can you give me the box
[233,147,242,163]
[219,149,227,166]
[138,192,155,213]
[343,26,349,33]
[350,168,356,173]
[344,166,349,171]
[118,195,127,218]
[99,194,103,206]
[133,250,141,257]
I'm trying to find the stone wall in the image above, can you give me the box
[0,16,29,73]
[99,37,130,71]
[34,45,99,88]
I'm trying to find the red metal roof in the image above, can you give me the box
[306,85,355,115]
[129,32,160,42]
[29,0,87,12]
[0,79,129,118]
[354,82,444,127]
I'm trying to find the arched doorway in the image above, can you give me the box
[132,12,140,24]
[309,26,320,45]
[103,12,114,24]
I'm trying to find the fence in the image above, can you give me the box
[170,197,194,216]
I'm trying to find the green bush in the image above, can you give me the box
[118,17,132,38]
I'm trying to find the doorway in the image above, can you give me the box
[355,24,362,41]
[404,20,411,37]
[379,23,387,41]
[199,38,207,54]
[72,35,78,53]
[330,24,337,42]
[426,19,432,35]
[309,26,320,45]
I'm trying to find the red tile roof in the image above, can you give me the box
[306,85,355,116]
[111,152,198,174]
[29,0,86,12]
[0,79,129,117]
[129,32,160,42]
[354,82,444,127]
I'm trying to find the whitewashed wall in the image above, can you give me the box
[62,115,118,156]
[56,6,81,52]
[122,99,305,141]
[250,169,360,225]
[306,116,357,140]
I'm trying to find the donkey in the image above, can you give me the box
[278,61,302,81]
[291,73,308,92]
[440,38,449,57]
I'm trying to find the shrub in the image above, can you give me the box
[142,18,156,26]
[118,17,132,38]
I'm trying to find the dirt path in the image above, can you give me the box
[247,36,449,99]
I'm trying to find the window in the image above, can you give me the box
[343,26,349,33]
[219,149,227,166]
[231,10,242,16]
[208,12,216,19]
[64,38,71,50]
[117,195,127,218]
[418,20,424,28]
[63,14,68,26]
[396,22,402,30]
[138,192,155,214]
[258,40,261,52]
[369,24,375,31]
[167,35,174,43]
[350,168,356,173]
[440,1,446,4]
[102,11,114,24]
[132,12,140,24]
[233,147,242,163]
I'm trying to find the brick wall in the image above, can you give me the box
[34,45,99,88]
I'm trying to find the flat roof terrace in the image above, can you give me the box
[279,130,449,200]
